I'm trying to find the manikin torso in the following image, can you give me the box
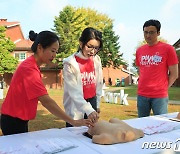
[87,118,144,145]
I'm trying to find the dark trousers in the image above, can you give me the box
[0,114,29,135]
[66,96,97,127]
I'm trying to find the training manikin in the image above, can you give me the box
[86,118,144,145]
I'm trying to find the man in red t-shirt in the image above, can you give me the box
[136,19,178,118]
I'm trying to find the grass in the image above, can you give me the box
[113,85,180,101]
[0,87,180,136]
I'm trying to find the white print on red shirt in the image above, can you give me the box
[140,52,162,66]
[81,71,96,86]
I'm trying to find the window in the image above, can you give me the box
[14,52,26,61]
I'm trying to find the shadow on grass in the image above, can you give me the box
[124,110,138,118]
[28,110,66,133]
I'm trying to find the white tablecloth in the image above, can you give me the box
[0,112,180,154]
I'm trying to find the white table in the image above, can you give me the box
[0,112,180,154]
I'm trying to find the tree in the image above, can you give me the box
[53,5,125,68]
[53,6,85,68]
[76,8,125,68]
[100,24,125,68]
[0,26,18,75]
[75,7,112,31]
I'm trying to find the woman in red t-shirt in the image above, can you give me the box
[63,27,104,127]
[0,30,93,135]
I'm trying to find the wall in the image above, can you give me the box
[41,69,63,89]
[102,65,131,86]
[173,53,180,87]
[3,69,63,89]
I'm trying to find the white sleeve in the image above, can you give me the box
[95,56,103,108]
[63,63,95,116]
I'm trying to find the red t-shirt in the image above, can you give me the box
[1,56,48,120]
[75,56,96,99]
[136,41,178,98]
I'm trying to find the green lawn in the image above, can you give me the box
[113,85,180,101]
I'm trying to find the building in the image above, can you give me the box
[0,19,33,85]
[103,65,134,86]
[0,19,62,89]
[173,38,180,87]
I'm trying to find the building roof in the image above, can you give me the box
[15,39,32,50]
[121,68,135,75]
[173,38,180,48]
[0,20,20,27]
[173,38,180,52]
[0,18,32,51]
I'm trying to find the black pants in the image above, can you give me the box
[0,114,29,135]
[66,96,97,127]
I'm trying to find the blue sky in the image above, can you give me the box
[0,0,179,66]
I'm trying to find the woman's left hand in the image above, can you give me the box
[97,108,100,114]
[88,111,99,123]
[73,119,94,127]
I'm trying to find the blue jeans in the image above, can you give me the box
[137,95,168,118]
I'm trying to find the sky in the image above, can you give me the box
[0,0,180,67]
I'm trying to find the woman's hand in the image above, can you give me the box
[97,108,100,114]
[88,111,99,123]
[73,119,94,128]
